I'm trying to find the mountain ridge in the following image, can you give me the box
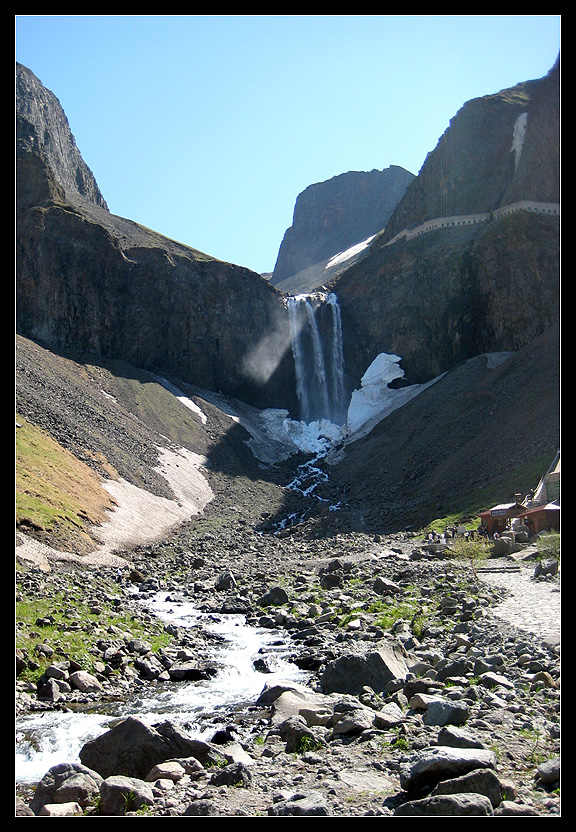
[16,58,560,554]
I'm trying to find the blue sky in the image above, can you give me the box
[16,15,560,274]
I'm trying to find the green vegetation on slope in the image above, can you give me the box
[15,413,116,551]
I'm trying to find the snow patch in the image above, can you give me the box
[152,374,208,423]
[511,112,528,169]
[326,235,375,270]
[346,353,442,436]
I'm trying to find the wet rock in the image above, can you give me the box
[79,717,226,779]
[167,660,219,681]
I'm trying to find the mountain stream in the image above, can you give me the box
[15,593,310,784]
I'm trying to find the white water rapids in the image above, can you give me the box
[15,594,310,784]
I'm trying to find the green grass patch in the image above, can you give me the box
[16,414,115,547]
[536,531,560,562]
[16,577,172,684]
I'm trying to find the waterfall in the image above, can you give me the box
[287,292,347,425]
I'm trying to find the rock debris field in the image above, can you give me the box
[16,518,561,818]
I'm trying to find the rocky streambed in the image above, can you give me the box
[16,527,560,817]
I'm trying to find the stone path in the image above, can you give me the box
[479,559,560,641]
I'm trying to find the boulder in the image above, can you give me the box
[209,761,252,787]
[399,746,498,794]
[38,802,84,816]
[431,768,508,807]
[257,586,290,607]
[320,646,410,695]
[394,793,494,815]
[99,775,154,815]
[69,670,102,693]
[536,757,560,786]
[79,717,225,779]
[423,699,470,727]
[29,763,103,815]
[277,715,326,753]
[267,790,331,816]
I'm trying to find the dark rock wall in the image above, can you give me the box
[16,57,559,419]
[333,60,560,390]
[16,63,297,414]
[378,60,559,245]
[16,63,109,210]
[272,166,415,284]
[335,212,559,389]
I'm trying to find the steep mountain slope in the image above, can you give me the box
[271,167,414,293]
[16,334,294,558]
[318,320,560,535]
[378,59,559,243]
[331,60,559,392]
[16,63,297,415]
[16,58,560,556]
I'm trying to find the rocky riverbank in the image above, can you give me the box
[16,521,560,817]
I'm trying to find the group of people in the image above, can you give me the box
[425,526,479,545]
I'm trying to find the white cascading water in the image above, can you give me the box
[287,292,347,425]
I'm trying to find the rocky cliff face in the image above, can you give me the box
[16,64,109,211]
[16,64,297,414]
[379,59,559,243]
[16,58,559,423]
[332,59,560,390]
[271,167,415,287]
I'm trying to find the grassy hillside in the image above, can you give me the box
[16,414,117,552]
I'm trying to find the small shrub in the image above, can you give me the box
[536,531,560,562]
[449,537,491,580]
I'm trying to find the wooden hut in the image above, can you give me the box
[518,502,560,536]
[478,501,526,536]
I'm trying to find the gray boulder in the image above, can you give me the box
[209,761,252,787]
[436,725,486,749]
[268,790,331,816]
[536,757,560,786]
[69,670,102,692]
[431,768,508,807]
[79,717,225,779]
[277,715,326,753]
[423,699,470,727]
[29,763,103,815]
[399,746,498,794]
[320,646,410,695]
[99,775,154,815]
[257,586,289,607]
[394,793,494,815]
